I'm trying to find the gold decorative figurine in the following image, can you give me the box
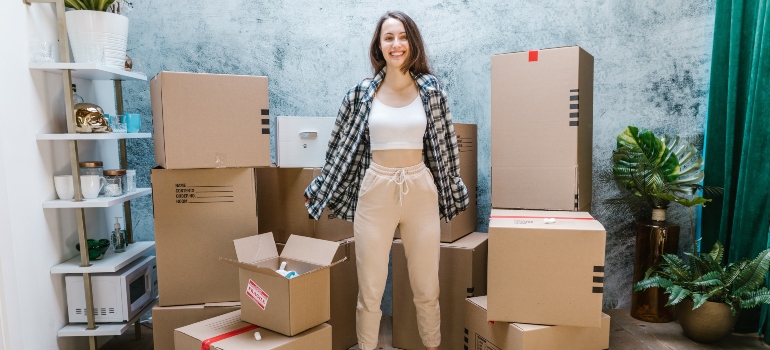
[74,103,112,133]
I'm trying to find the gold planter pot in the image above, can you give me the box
[675,299,739,343]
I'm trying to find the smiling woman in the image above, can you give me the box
[303,10,469,350]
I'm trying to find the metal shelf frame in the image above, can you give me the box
[25,0,148,348]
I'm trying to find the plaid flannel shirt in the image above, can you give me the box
[304,67,469,222]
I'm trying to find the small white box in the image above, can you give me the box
[276,116,335,168]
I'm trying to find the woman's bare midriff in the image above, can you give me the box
[372,149,423,168]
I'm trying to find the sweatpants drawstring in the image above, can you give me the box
[394,169,409,207]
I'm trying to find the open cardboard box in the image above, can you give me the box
[174,310,331,350]
[220,233,346,336]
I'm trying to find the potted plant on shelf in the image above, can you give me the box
[610,126,720,323]
[63,0,132,68]
[634,241,770,343]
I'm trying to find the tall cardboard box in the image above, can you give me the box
[150,71,271,169]
[151,168,258,306]
[488,209,606,327]
[277,238,358,350]
[465,297,610,350]
[392,232,488,350]
[395,123,478,242]
[220,233,343,336]
[174,310,332,350]
[491,46,593,211]
[276,116,335,168]
[256,168,353,243]
[152,302,240,350]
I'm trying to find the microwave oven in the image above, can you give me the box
[66,255,158,323]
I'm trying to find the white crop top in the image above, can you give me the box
[368,96,427,150]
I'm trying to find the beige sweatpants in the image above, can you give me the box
[354,162,441,350]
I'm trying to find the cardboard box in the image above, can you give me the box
[395,123,478,242]
[256,168,353,243]
[465,296,610,350]
[491,46,593,211]
[329,238,358,350]
[220,233,343,336]
[276,116,335,168]
[152,302,240,350]
[174,310,332,350]
[150,71,271,169]
[151,168,258,306]
[488,209,606,327]
[277,238,358,350]
[392,232,488,350]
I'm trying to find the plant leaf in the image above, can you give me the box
[665,285,691,306]
[634,276,673,292]
[739,288,770,309]
[710,241,725,265]
[733,249,770,295]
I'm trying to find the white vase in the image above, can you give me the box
[65,10,129,69]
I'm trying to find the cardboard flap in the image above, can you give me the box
[176,310,246,340]
[234,233,279,263]
[219,257,284,278]
[467,295,488,310]
[281,234,340,266]
[444,232,488,249]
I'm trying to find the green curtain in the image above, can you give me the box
[701,0,770,336]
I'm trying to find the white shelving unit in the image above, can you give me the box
[57,298,158,337]
[36,133,152,140]
[29,62,148,81]
[26,1,154,347]
[51,241,155,274]
[43,188,152,208]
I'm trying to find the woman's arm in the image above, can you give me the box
[303,87,359,219]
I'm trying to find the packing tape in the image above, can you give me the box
[200,324,259,350]
[489,215,595,220]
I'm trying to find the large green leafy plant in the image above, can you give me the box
[634,241,770,315]
[611,126,722,253]
[612,126,707,208]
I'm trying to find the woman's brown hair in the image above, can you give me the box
[369,11,432,76]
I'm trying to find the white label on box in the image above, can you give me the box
[246,279,269,310]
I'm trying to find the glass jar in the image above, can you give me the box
[79,161,103,176]
[103,169,126,197]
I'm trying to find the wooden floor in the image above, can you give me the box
[102,310,770,350]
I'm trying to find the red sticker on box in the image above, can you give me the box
[528,50,538,61]
[246,279,269,310]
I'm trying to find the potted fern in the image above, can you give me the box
[634,241,770,343]
[64,0,132,68]
[611,126,721,322]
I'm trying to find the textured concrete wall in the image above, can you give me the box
[122,0,715,309]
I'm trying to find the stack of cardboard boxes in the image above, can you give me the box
[146,46,607,350]
[148,72,356,349]
[462,46,610,350]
